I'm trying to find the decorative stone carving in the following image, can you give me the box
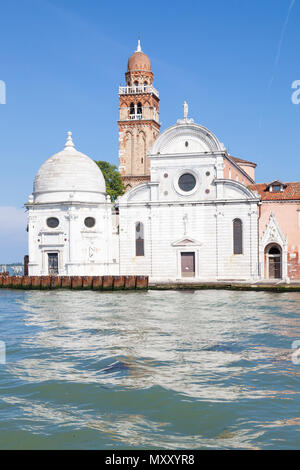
[89,245,95,259]
[172,237,202,247]
[261,213,287,248]
[183,213,188,235]
[259,213,288,281]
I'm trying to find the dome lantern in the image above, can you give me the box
[127,40,152,73]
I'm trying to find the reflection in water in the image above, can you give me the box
[0,289,300,449]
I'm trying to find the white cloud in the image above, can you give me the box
[0,206,27,263]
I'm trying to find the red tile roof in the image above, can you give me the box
[229,155,257,168]
[250,182,300,201]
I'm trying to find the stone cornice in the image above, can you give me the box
[118,198,260,208]
[118,119,160,130]
[25,201,110,208]
[260,199,300,204]
[149,151,225,159]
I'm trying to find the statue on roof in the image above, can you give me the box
[183,101,188,119]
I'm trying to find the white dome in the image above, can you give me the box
[33,133,106,204]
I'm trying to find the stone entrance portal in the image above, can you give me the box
[265,244,282,279]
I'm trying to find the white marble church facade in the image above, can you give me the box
[118,115,260,281]
[26,114,261,282]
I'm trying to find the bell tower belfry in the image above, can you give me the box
[118,41,160,189]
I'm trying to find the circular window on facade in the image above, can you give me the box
[178,173,196,192]
[47,217,59,228]
[84,217,96,228]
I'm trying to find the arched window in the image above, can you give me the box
[135,222,144,256]
[137,102,142,115]
[233,219,243,254]
[129,102,135,115]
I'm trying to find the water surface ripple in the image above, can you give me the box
[0,289,300,449]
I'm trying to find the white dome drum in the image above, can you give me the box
[33,133,106,204]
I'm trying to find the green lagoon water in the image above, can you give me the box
[0,288,300,449]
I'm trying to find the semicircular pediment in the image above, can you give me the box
[150,122,224,155]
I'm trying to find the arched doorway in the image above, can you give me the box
[265,244,282,279]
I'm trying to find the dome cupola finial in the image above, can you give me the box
[136,38,142,52]
[65,131,75,150]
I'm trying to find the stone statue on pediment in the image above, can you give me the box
[183,101,188,119]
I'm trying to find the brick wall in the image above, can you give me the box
[288,251,300,280]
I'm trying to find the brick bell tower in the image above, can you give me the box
[118,40,160,189]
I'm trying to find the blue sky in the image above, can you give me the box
[0,0,299,262]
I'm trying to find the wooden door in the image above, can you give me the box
[181,252,195,277]
[269,256,281,279]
